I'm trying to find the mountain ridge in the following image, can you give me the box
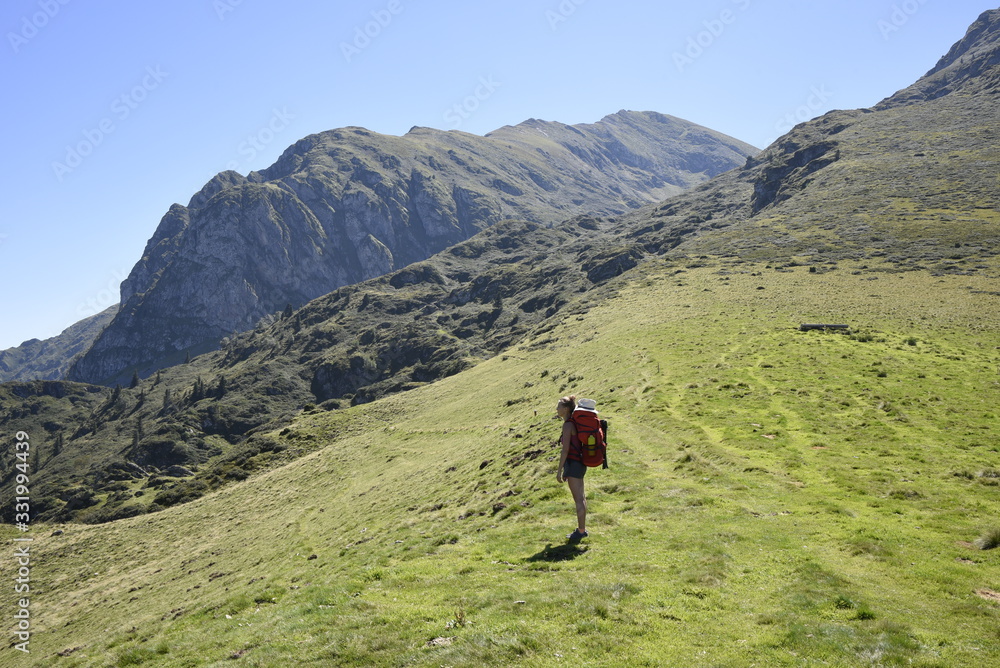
[0,306,118,383]
[618,9,1000,266]
[64,111,756,387]
[878,8,1000,108]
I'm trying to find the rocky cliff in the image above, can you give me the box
[67,111,757,386]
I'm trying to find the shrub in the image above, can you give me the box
[974,528,1000,550]
[855,606,877,620]
[834,595,856,610]
[153,480,209,508]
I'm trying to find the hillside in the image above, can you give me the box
[651,94,1000,266]
[623,9,1000,266]
[8,257,1000,666]
[0,306,117,383]
[0,215,644,526]
[3,9,1000,530]
[65,111,756,388]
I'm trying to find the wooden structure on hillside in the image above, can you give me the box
[799,323,850,332]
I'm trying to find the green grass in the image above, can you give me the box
[8,259,1000,666]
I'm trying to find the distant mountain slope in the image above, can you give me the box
[623,9,1000,265]
[65,111,757,387]
[0,306,117,382]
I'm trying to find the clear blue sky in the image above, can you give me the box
[0,0,993,350]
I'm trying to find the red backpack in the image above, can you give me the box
[571,408,608,468]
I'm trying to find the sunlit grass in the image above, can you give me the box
[8,258,1000,666]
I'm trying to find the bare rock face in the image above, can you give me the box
[68,112,758,385]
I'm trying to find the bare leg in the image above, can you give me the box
[567,476,587,533]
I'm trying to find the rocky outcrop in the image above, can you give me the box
[67,112,758,386]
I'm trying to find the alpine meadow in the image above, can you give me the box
[3,8,1000,668]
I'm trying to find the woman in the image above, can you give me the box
[556,395,588,542]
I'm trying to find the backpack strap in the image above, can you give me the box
[566,418,583,462]
[600,419,609,469]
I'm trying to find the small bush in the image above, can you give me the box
[153,480,209,507]
[974,528,1000,550]
[854,606,877,620]
[834,595,856,610]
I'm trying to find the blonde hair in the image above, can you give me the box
[558,395,577,414]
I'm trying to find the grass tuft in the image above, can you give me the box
[974,527,1000,550]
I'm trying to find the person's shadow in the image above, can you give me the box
[526,543,588,562]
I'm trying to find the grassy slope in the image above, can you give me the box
[672,92,1000,267]
[7,258,1000,667]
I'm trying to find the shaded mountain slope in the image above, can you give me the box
[1,215,651,524]
[65,111,756,387]
[0,306,117,383]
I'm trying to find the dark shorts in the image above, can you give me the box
[564,459,587,479]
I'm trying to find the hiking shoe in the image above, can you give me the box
[567,529,588,543]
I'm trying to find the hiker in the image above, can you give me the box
[556,395,602,542]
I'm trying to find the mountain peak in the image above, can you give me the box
[929,9,1000,72]
[67,111,756,385]
[878,8,1000,108]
